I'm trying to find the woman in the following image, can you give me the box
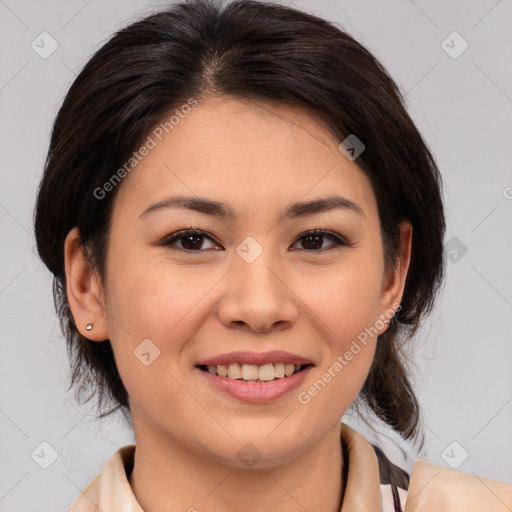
[33,0,511,510]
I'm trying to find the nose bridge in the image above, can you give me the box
[234,234,285,300]
[217,234,298,331]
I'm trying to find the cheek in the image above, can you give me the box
[299,257,383,342]
[295,274,381,424]
[296,256,382,390]
[105,254,220,359]
[103,263,216,416]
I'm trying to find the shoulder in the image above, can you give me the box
[68,474,101,511]
[68,445,136,511]
[406,458,512,511]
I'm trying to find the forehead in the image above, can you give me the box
[113,96,377,222]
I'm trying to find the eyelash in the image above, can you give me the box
[160,226,353,254]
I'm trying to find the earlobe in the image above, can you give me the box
[64,227,109,341]
[378,220,413,329]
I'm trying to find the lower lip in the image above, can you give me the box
[196,366,313,403]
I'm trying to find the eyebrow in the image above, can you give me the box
[139,194,365,220]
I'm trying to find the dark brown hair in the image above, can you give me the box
[34,0,445,445]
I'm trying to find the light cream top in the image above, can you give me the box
[69,423,512,511]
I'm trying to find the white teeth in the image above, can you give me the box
[227,363,242,379]
[203,362,306,381]
[274,362,285,378]
[258,364,275,381]
[285,364,295,377]
[241,364,259,380]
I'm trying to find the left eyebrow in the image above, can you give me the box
[282,195,365,220]
[138,194,366,221]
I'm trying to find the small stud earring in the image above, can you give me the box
[85,323,94,331]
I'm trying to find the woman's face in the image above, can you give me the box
[73,96,410,467]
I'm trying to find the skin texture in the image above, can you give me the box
[64,96,412,512]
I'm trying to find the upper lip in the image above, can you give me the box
[196,350,315,367]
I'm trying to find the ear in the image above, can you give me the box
[64,227,109,341]
[378,220,413,329]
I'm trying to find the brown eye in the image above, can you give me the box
[163,229,221,252]
[291,230,350,252]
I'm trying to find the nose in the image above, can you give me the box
[216,249,299,333]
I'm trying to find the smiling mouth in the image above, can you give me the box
[196,362,314,383]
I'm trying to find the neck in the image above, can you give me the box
[128,422,345,512]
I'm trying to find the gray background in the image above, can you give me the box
[1,0,511,510]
